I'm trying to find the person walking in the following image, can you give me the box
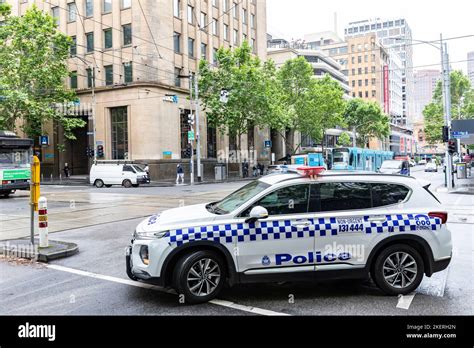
[144,163,151,183]
[63,163,70,178]
[176,164,184,185]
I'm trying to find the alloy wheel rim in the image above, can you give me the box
[187,258,221,297]
[382,252,417,289]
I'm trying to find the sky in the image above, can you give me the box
[267,0,474,73]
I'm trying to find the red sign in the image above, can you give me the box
[400,137,405,153]
[383,65,390,115]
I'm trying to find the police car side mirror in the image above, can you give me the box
[245,206,269,224]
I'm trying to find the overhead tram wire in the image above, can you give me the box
[137,0,162,59]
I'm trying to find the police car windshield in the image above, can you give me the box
[210,181,270,215]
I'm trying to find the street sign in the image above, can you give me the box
[163,95,178,103]
[264,140,272,148]
[39,136,49,146]
[188,131,195,141]
[452,131,469,139]
[220,89,229,103]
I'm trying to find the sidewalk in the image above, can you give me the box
[437,168,474,195]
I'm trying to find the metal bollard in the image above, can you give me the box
[38,197,49,248]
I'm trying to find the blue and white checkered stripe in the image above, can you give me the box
[167,214,442,247]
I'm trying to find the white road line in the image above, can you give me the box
[46,264,289,316]
[396,294,416,310]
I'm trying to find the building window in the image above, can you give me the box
[122,24,132,46]
[212,0,219,8]
[358,80,362,87]
[105,65,113,86]
[188,38,195,58]
[251,38,255,52]
[212,18,218,35]
[372,90,377,97]
[175,67,181,87]
[232,3,238,18]
[372,78,376,85]
[123,63,133,83]
[371,66,376,73]
[233,29,238,45]
[242,8,247,24]
[213,48,218,64]
[201,43,207,60]
[207,125,217,158]
[85,0,93,17]
[104,28,113,49]
[358,56,362,63]
[86,32,94,52]
[51,7,59,25]
[251,14,255,28]
[103,0,112,13]
[358,68,362,75]
[70,71,78,89]
[365,79,369,86]
[67,2,77,22]
[86,68,94,88]
[174,32,181,53]
[70,36,77,56]
[173,0,180,17]
[352,80,355,87]
[122,0,131,9]
[111,107,129,160]
[187,5,194,24]
[200,12,207,28]
[180,109,193,159]
[224,24,229,41]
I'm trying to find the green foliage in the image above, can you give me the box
[424,70,474,144]
[344,98,390,147]
[198,41,276,149]
[337,132,352,147]
[0,5,84,139]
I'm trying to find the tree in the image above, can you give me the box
[344,98,390,148]
[270,56,315,155]
[198,41,276,161]
[424,70,474,144]
[337,132,352,147]
[0,5,84,139]
[304,75,346,151]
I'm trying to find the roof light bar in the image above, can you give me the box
[296,166,326,179]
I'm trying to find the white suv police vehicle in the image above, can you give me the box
[126,168,452,304]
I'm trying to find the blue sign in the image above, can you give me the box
[452,131,469,139]
[264,140,272,148]
[39,136,49,146]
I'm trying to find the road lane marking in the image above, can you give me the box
[47,264,289,316]
[396,294,416,310]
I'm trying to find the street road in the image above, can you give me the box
[0,169,472,316]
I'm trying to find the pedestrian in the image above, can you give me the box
[259,163,265,176]
[63,163,70,178]
[242,160,249,178]
[176,164,184,185]
[252,164,258,177]
[144,163,151,183]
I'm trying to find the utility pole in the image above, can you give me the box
[194,74,202,182]
[440,34,453,190]
[189,77,195,186]
[91,67,97,162]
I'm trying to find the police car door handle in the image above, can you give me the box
[368,216,386,222]
[293,221,310,228]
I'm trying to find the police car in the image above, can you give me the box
[126,167,452,304]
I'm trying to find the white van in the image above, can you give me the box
[89,164,148,188]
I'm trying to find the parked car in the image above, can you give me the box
[127,169,451,303]
[425,162,438,173]
[418,159,427,166]
[89,163,148,188]
[379,160,410,176]
[409,160,416,167]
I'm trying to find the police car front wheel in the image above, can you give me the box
[172,250,226,304]
[372,244,424,295]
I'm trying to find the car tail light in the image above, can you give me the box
[429,212,448,224]
[2,181,9,185]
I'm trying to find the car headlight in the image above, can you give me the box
[135,230,170,239]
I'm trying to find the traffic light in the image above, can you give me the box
[442,126,450,143]
[86,147,94,158]
[97,145,104,158]
[448,139,457,155]
[188,113,195,125]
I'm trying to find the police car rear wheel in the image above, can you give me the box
[372,244,424,295]
[173,251,226,304]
